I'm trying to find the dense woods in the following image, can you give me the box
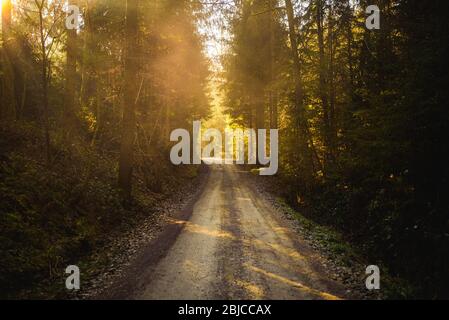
[1,0,448,299]
[0,0,209,298]
[223,0,449,298]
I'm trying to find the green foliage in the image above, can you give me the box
[223,0,449,298]
[0,121,200,298]
[0,0,211,298]
[0,124,112,297]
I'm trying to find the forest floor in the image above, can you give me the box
[84,165,382,300]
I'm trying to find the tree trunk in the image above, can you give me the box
[285,0,315,182]
[80,1,96,109]
[328,3,337,158]
[118,0,139,200]
[64,0,78,132]
[269,0,278,130]
[255,94,265,165]
[345,0,354,97]
[37,1,51,164]
[316,0,331,169]
[1,0,16,119]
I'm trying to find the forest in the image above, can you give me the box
[1,0,448,299]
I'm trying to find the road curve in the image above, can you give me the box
[107,165,346,300]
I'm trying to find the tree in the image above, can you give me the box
[64,0,78,132]
[118,0,139,200]
[1,0,16,119]
[33,0,65,163]
[284,0,316,184]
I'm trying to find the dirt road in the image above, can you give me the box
[105,165,346,300]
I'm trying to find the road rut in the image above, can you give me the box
[106,165,346,300]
